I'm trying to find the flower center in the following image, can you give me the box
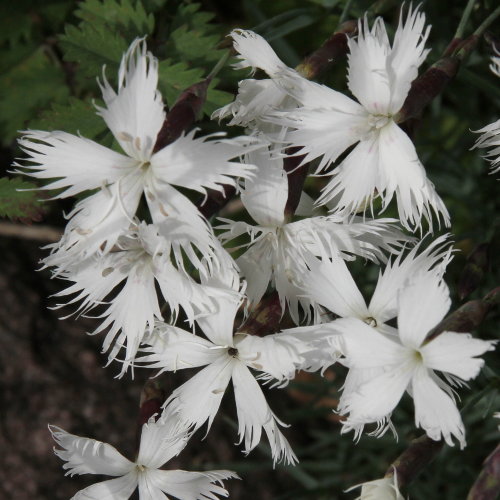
[364,316,378,328]
[368,113,391,130]
[227,347,239,358]
[413,350,424,363]
[136,464,146,472]
[139,160,151,171]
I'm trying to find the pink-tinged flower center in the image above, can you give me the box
[368,113,391,130]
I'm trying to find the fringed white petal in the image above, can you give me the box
[230,29,288,77]
[411,366,466,448]
[49,426,134,477]
[231,362,297,465]
[72,473,138,500]
[397,273,451,349]
[212,78,289,129]
[377,121,449,231]
[163,357,235,433]
[316,134,380,211]
[269,92,367,173]
[196,292,242,347]
[144,180,223,278]
[472,118,500,174]
[16,130,136,197]
[279,323,342,373]
[52,170,144,258]
[97,38,165,161]
[387,5,431,113]
[421,331,496,381]
[289,215,408,263]
[150,130,259,196]
[96,263,161,371]
[340,363,413,426]
[139,323,220,373]
[491,53,500,78]
[235,332,306,385]
[136,416,191,470]
[369,234,452,324]
[337,318,407,369]
[237,247,274,309]
[240,146,288,226]
[347,17,392,115]
[143,469,237,500]
[302,256,369,319]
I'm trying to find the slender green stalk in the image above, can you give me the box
[207,49,232,80]
[339,0,355,25]
[473,5,500,38]
[455,0,476,39]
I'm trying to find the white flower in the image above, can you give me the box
[51,222,230,372]
[16,38,258,259]
[268,7,449,231]
[336,272,496,447]
[212,30,301,132]
[303,234,452,333]
[283,235,452,432]
[346,474,404,500]
[49,415,237,500]
[472,51,500,174]
[218,145,408,323]
[139,279,314,465]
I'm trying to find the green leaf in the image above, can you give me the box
[59,23,127,79]
[29,97,108,139]
[0,1,75,45]
[157,59,204,107]
[0,46,69,146]
[58,0,154,80]
[169,25,223,63]
[0,177,45,222]
[141,0,167,11]
[165,3,225,64]
[74,0,153,38]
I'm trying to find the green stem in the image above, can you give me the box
[207,49,232,80]
[473,5,500,38]
[455,0,476,39]
[339,0,355,25]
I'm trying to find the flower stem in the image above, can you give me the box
[474,5,500,37]
[385,434,443,488]
[207,49,232,81]
[455,0,476,39]
[338,0,355,25]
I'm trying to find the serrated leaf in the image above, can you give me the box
[0,177,45,222]
[170,3,215,31]
[59,23,127,79]
[29,97,108,139]
[0,46,69,146]
[169,25,223,63]
[165,2,224,65]
[59,0,155,81]
[157,59,204,107]
[75,0,153,38]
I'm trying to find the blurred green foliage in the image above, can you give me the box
[0,0,498,499]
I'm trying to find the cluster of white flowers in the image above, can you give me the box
[17,6,497,499]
